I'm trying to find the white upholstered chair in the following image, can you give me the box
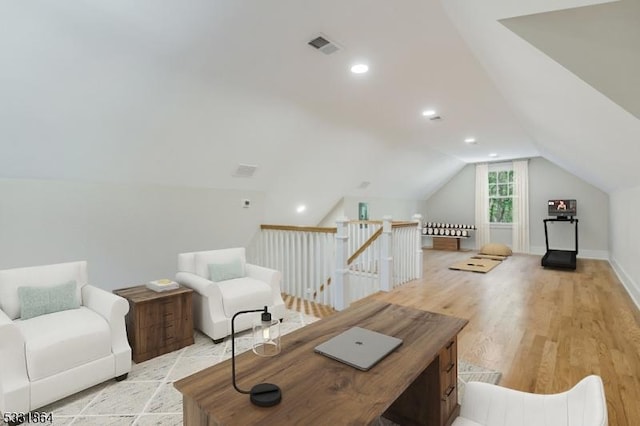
[0,261,131,416]
[452,375,607,426]
[175,248,286,343]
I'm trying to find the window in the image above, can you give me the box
[488,169,513,223]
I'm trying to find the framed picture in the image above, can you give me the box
[358,202,369,228]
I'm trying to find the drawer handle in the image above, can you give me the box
[446,340,454,349]
[442,385,456,400]
[446,363,455,373]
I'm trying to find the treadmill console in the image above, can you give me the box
[548,199,576,219]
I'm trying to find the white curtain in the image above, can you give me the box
[475,163,490,249]
[512,159,530,253]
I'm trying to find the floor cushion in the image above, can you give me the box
[479,243,513,257]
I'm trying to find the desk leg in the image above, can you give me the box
[183,395,213,426]
[383,358,440,426]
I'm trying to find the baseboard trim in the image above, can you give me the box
[609,257,640,311]
[529,246,609,260]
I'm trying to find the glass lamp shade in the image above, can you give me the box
[252,317,280,357]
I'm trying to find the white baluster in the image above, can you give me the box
[298,232,303,298]
[328,233,335,306]
[303,232,309,299]
[413,214,423,280]
[309,233,315,301]
[323,233,329,306]
[334,217,350,310]
[379,216,393,292]
[286,232,292,296]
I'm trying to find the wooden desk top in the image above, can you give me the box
[174,300,468,425]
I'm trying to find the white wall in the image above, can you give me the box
[0,178,265,291]
[317,197,345,227]
[424,157,609,256]
[342,196,427,222]
[528,157,609,258]
[609,187,640,308]
[423,164,477,249]
[317,196,427,227]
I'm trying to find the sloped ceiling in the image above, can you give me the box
[500,0,640,121]
[1,0,638,224]
[442,0,640,193]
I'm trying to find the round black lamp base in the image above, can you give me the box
[250,383,282,407]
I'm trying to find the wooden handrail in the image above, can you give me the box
[260,224,337,234]
[391,221,418,228]
[261,221,416,233]
[347,227,383,265]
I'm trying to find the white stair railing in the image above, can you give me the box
[347,221,382,259]
[248,225,336,307]
[391,214,423,287]
[248,215,422,310]
[345,221,384,306]
[335,216,421,310]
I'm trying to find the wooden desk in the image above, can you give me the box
[114,285,194,363]
[174,301,467,425]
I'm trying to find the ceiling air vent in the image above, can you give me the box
[308,34,340,55]
[357,181,371,189]
[232,163,258,178]
[429,116,442,121]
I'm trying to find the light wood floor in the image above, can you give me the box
[284,249,640,424]
[358,249,640,426]
[283,293,337,318]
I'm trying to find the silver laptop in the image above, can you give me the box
[314,327,403,371]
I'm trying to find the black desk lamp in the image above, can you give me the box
[231,306,282,407]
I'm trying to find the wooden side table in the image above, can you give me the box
[114,285,194,363]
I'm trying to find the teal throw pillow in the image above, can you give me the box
[208,258,245,282]
[18,280,80,320]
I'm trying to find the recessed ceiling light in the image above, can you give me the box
[422,110,436,117]
[350,64,369,74]
[464,137,477,144]
[488,153,498,158]
[296,205,307,213]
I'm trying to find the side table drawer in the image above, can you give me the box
[139,322,177,353]
[140,299,176,328]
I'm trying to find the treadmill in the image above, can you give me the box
[541,217,578,270]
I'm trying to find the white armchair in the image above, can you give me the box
[175,248,285,343]
[0,261,131,416]
[452,375,607,426]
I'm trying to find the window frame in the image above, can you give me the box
[488,163,514,225]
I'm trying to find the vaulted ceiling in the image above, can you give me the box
[1,0,638,224]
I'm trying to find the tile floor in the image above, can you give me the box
[3,310,319,425]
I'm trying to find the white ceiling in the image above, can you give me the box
[1,0,639,223]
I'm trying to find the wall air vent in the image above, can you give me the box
[308,34,341,55]
[232,163,258,178]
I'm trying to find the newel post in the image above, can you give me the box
[413,214,423,279]
[379,216,393,292]
[334,217,350,311]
